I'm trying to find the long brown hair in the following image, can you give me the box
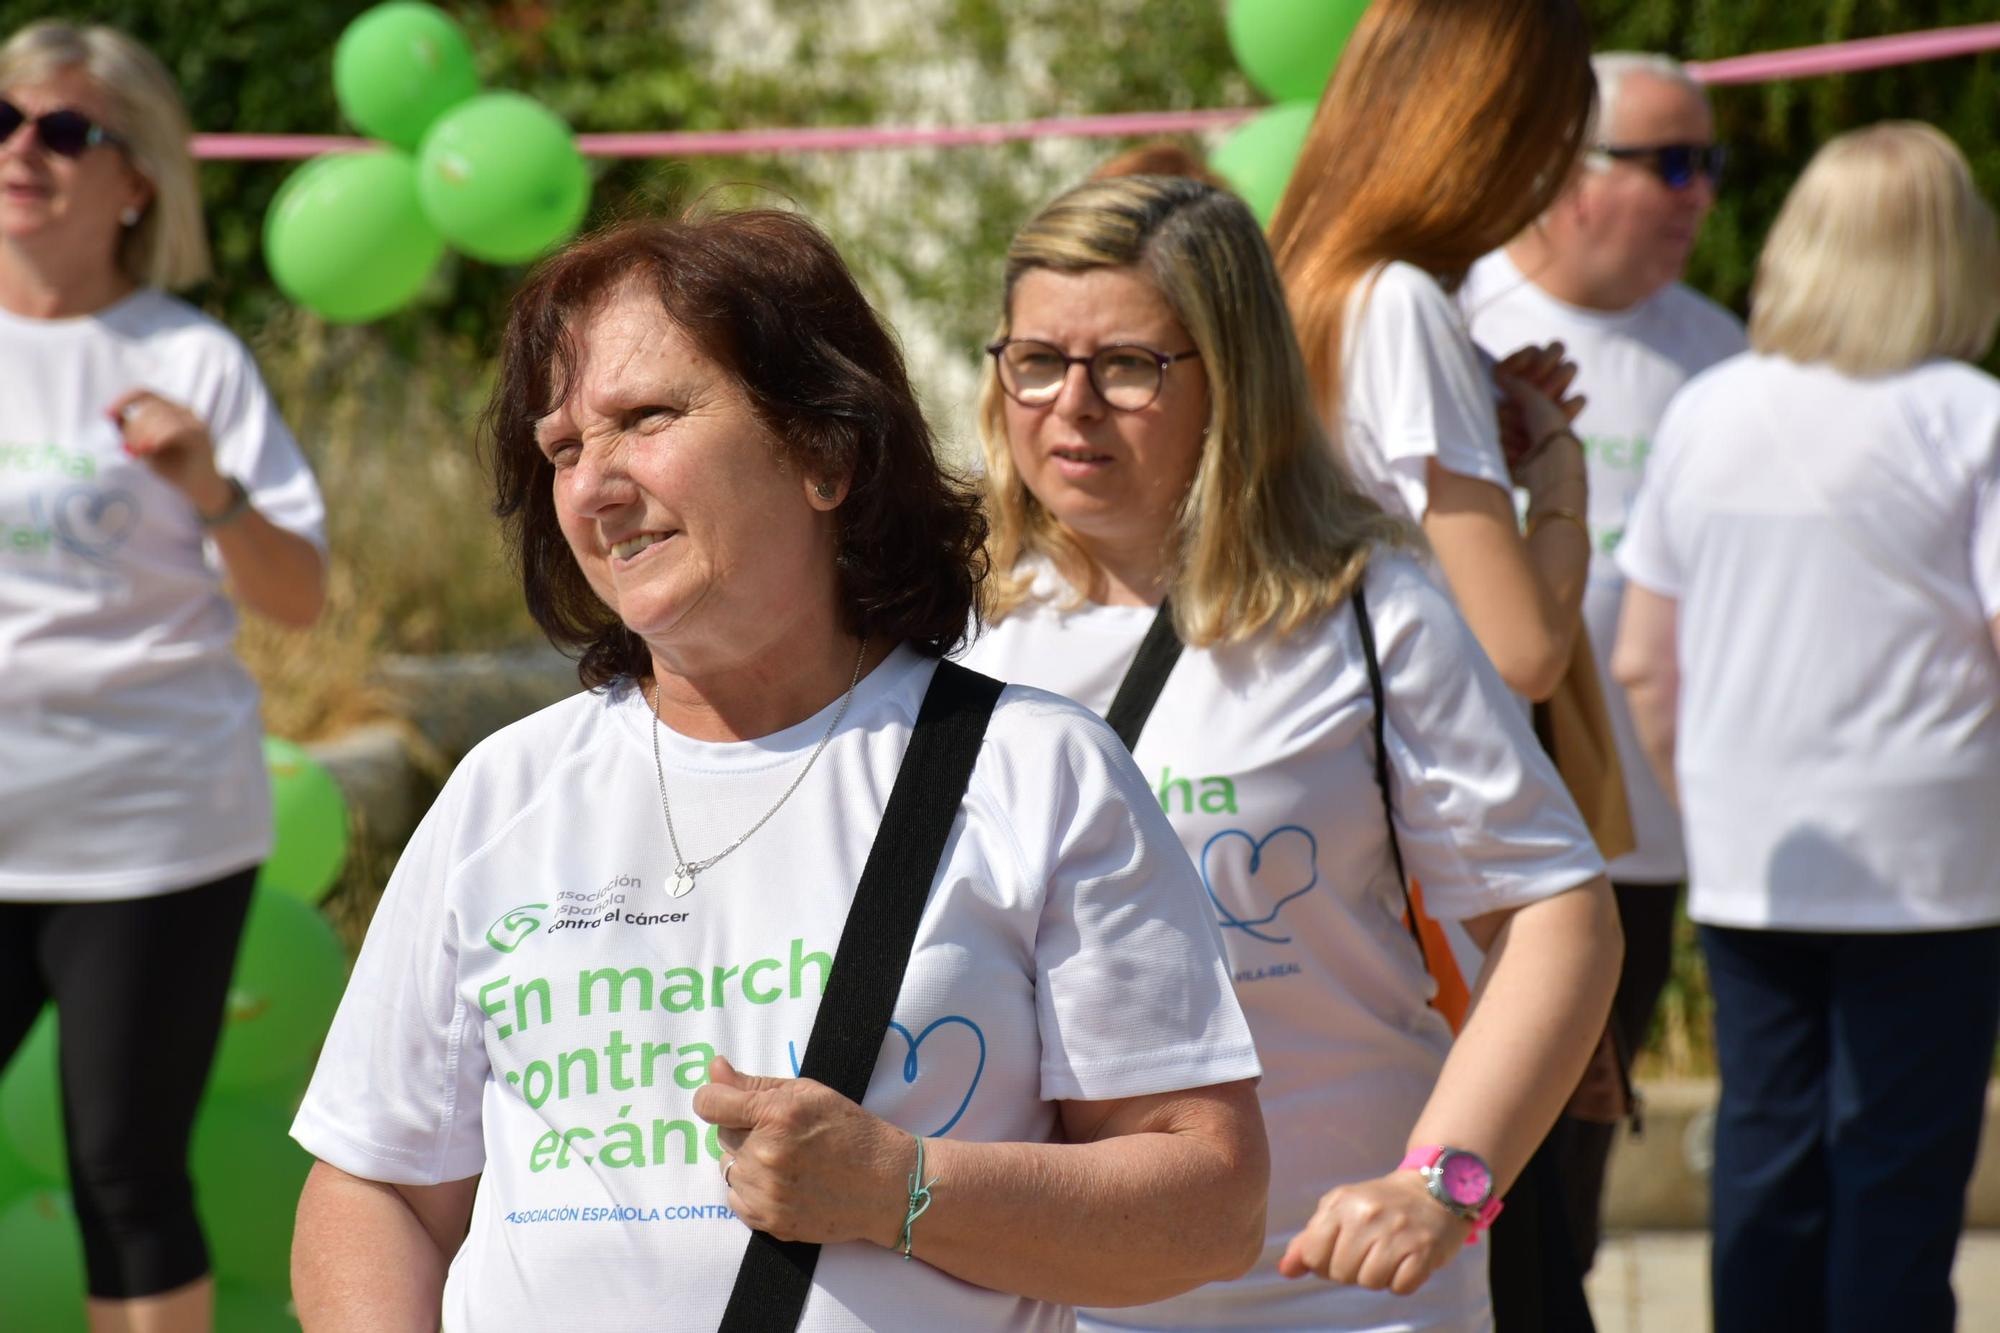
[1269,0,1595,416]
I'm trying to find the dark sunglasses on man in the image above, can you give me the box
[0,98,125,159]
[1595,141,1727,190]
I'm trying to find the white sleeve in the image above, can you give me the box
[1370,563,1605,919]
[291,779,489,1185]
[975,697,1261,1103]
[201,337,328,553]
[1344,263,1511,519]
[1968,412,2000,621]
[1616,391,1692,598]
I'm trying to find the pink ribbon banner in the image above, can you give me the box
[190,21,2000,162]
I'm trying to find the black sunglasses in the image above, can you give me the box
[0,98,125,159]
[1596,142,1727,190]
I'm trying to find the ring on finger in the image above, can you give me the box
[722,1155,735,1189]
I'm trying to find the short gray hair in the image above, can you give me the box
[0,22,211,290]
[1589,52,1704,152]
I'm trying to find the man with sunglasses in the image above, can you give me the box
[1460,50,1746,1280]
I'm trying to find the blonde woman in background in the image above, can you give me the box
[1613,122,2000,1333]
[0,22,326,1331]
[960,173,1620,1332]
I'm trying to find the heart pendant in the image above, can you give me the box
[668,870,697,899]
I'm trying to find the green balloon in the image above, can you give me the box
[211,893,348,1097]
[215,1283,301,1332]
[193,1099,315,1295]
[0,1190,86,1332]
[264,151,444,325]
[1211,102,1319,226]
[0,1129,39,1208]
[417,92,591,264]
[333,2,480,151]
[258,738,350,905]
[0,1008,64,1184]
[1227,0,1371,103]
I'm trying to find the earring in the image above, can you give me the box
[118,206,141,227]
[814,480,836,500]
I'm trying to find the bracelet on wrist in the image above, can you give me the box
[897,1133,938,1259]
[1532,426,1582,457]
[1524,505,1589,542]
[196,475,252,529]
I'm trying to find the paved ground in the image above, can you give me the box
[1585,1231,2000,1332]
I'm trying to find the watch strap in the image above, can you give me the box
[197,475,252,529]
[1398,1145,1504,1242]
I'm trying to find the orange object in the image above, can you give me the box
[1405,879,1471,1034]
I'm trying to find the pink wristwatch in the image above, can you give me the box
[1398,1145,1503,1242]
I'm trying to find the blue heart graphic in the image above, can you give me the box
[788,1014,986,1137]
[1201,825,1319,945]
[50,484,140,562]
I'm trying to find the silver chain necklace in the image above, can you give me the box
[648,641,867,899]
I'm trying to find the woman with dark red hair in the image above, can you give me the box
[288,209,1269,1332]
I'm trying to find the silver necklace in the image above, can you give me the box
[648,641,867,899]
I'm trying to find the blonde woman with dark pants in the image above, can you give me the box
[1614,122,2000,1333]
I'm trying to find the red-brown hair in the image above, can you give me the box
[482,210,987,688]
[1269,0,1596,416]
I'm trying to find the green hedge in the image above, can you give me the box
[5,2,1992,366]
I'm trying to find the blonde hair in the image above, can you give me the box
[1269,0,1595,418]
[978,175,1415,647]
[0,21,211,289]
[1751,122,2000,375]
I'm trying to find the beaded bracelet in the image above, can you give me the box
[1525,505,1589,542]
[897,1133,939,1259]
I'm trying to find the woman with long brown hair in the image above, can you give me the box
[1270,3,1608,1328]
[1270,0,1597,705]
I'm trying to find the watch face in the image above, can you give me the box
[1438,1152,1492,1208]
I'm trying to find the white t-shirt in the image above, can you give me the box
[292,646,1260,1332]
[959,553,1605,1332]
[1462,250,1747,882]
[1619,353,2000,931]
[0,290,327,901]
[1338,261,1513,524]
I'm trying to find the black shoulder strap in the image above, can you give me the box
[1350,584,1429,971]
[1103,599,1184,751]
[718,659,1005,1333]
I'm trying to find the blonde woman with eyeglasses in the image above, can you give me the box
[960,173,1620,1332]
[0,21,326,1331]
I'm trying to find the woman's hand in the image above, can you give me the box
[693,1055,911,1248]
[107,388,234,518]
[1277,1169,1470,1295]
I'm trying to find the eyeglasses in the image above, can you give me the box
[0,98,125,159]
[1595,142,1727,190]
[987,338,1200,412]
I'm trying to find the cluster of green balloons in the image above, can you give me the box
[266,1,592,324]
[0,741,352,1330]
[1212,0,1372,223]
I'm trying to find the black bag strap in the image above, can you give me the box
[1350,584,1430,972]
[1103,599,1184,751]
[717,658,1005,1333]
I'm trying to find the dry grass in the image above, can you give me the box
[233,313,537,742]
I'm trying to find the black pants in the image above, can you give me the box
[1701,923,2000,1333]
[0,869,257,1299]
[1550,880,1682,1272]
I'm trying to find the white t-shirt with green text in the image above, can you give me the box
[0,291,326,900]
[293,647,1259,1332]
[1462,250,1746,882]
[960,553,1605,1332]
